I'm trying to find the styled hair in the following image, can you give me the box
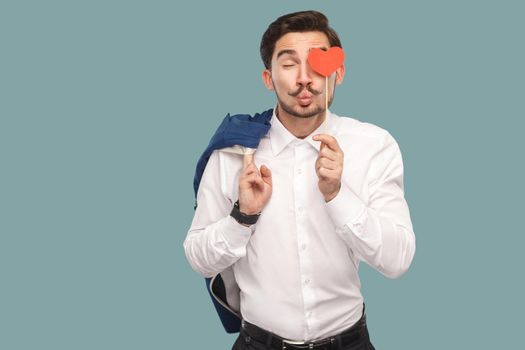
[260,10,342,69]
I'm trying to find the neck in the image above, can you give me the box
[276,106,327,139]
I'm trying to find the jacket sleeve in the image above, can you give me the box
[325,132,416,279]
[183,150,253,278]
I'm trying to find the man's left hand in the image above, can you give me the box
[312,134,344,202]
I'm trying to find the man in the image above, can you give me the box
[184,10,416,350]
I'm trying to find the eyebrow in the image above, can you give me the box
[276,49,297,59]
[276,46,329,60]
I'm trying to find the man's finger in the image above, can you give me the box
[319,145,339,161]
[243,152,254,169]
[260,165,272,186]
[312,134,341,153]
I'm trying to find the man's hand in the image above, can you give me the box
[313,134,344,202]
[238,152,272,215]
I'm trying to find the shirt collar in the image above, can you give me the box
[268,106,334,156]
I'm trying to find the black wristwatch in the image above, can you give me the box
[230,200,261,226]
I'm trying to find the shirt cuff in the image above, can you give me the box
[325,181,366,230]
[220,215,255,249]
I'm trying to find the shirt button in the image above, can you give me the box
[297,168,302,174]
[301,244,307,250]
[304,279,310,285]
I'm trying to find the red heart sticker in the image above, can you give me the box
[307,47,345,77]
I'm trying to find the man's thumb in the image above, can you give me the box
[260,165,272,180]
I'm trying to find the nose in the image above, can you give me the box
[297,62,313,88]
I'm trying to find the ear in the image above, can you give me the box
[335,64,345,85]
[262,69,275,91]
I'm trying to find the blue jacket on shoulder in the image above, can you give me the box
[192,109,273,333]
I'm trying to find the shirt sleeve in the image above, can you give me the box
[325,132,416,279]
[183,150,254,278]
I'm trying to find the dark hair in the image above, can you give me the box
[260,10,342,69]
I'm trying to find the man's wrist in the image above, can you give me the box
[324,182,342,202]
[230,200,261,226]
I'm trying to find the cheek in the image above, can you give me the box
[272,68,296,84]
[329,74,337,85]
[271,75,290,93]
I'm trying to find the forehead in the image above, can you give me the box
[273,31,330,58]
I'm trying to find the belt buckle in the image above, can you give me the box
[282,337,335,350]
[282,338,307,349]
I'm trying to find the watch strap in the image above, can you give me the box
[230,200,260,225]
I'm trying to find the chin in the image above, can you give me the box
[292,104,324,118]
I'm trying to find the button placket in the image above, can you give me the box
[294,142,317,339]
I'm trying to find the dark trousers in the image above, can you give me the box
[232,308,375,350]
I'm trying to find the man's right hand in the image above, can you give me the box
[238,152,272,215]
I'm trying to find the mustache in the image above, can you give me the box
[288,85,322,97]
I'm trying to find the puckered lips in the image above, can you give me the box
[297,91,313,106]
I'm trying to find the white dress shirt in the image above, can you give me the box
[184,109,416,341]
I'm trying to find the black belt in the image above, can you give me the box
[240,308,368,350]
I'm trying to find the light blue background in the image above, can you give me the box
[1,1,524,349]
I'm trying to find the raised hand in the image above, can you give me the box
[238,152,272,215]
[312,134,344,202]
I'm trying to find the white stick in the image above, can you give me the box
[325,76,328,118]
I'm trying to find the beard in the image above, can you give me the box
[273,80,336,119]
